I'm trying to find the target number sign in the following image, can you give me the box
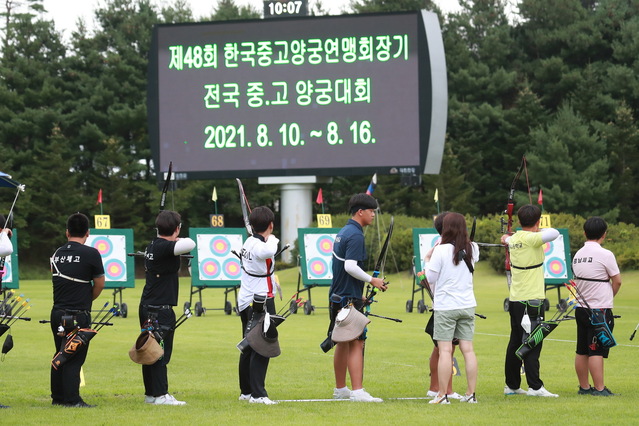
[190,228,247,288]
[86,229,135,288]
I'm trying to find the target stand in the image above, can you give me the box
[293,228,340,315]
[87,229,135,318]
[186,228,247,316]
[408,228,438,313]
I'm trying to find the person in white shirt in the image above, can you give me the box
[425,212,479,404]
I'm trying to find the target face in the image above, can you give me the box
[195,232,244,282]
[543,233,569,280]
[1,260,11,282]
[86,232,131,285]
[302,233,336,281]
[417,232,440,271]
[104,259,126,280]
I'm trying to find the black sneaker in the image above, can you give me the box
[65,400,96,408]
[577,386,593,395]
[0,403,9,408]
[592,387,617,397]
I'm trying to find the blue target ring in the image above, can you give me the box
[92,237,113,257]
[1,262,11,280]
[104,259,126,281]
[546,256,566,278]
[223,258,241,279]
[209,236,231,256]
[315,236,334,256]
[308,257,329,279]
[200,258,221,279]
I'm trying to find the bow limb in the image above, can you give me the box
[365,216,394,310]
[235,178,252,236]
[159,161,173,211]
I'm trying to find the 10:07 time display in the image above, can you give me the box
[204,121,375,148]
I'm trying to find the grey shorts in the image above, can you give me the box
[433,308,475,342]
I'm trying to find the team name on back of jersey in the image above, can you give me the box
[241,248,252,260]
[573,256,594,264]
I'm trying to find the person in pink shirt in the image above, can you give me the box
[572,217,622,397]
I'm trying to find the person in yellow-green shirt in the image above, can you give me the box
[500,204,559,398]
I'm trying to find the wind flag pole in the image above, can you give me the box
[96,189,103,215]
[365,173,377,195]
[211,186,218,214]
[316,188,324,214]
[434,188,440,214]
[537,186,544,212]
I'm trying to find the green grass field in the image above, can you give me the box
[1,262,638,425]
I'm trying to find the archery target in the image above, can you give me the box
[303,233,336,280]
[418,233,440,271]
[1,259,12,282]
[86,234,128,283]
[196,233,243,282]
[543,233,568,279]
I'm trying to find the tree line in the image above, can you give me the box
[1,0,638,273]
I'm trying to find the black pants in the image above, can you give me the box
[505,300,544,391]
[50,309,91,404]
[139,305,176,397]
[238,298,275,398]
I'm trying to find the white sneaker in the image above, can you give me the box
[460,393,477,403]
[153,394,186,405]
[426,390,438,399]
[428,394,450,404]
[527,386,559,397]
[447,392,463,400]
[238,394,251,401]
[333,387,351,400]
[504,385,527,395]
[249,396,278,405]
[144,395,155,404]
[350,388,383,402]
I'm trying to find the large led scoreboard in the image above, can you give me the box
[148,10,447,179]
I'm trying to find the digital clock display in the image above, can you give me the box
[264,0,307,18]
[148,11,447,179]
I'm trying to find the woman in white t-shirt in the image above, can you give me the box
[425,212,479,404]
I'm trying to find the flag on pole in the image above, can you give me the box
[212,187,218,202]
[316,188,323,204]
[433,189,438,203]
[537,187,543,205]
[96,189,102,205]
[365,173,377,195]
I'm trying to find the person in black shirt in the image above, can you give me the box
[139,210,195,406]
[50,213,105,407]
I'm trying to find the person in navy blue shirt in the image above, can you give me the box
[328,193,388,402]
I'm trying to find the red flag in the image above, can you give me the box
[537,188,543,205]
[316,188,323,204]
[96,189,102,205]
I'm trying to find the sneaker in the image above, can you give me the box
[460,393,477,403]
[333,387,351,400]
[64,400,95,408]
[144,395,156,404]
[428,394,450,404]
[249,396,278,405]
[153,394,186,405]
[504,386,527,395]
[239,394,251,401]
[527,386,559,397]
[447,392,463,400]
[350,388,383,402]
[426,390,438,399]
[592,387,617,397]
[0,403,9,408]
[577,386,593,395]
